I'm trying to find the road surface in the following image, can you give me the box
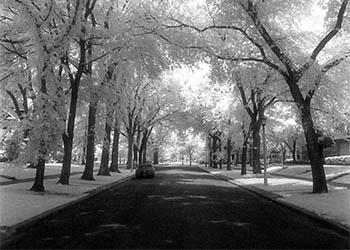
[3,166,349,249]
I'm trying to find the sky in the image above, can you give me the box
[299,2,326,32]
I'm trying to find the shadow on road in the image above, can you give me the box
[2,165,349,249]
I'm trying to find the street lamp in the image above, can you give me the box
[261,116,268,186]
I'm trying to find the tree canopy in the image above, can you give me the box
[0,0,348,193]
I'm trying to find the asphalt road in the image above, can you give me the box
[2,166,349,249]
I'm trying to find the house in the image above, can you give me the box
[324,135,350,157]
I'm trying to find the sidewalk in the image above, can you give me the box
[0,163,134,242]
[199,164,350,234]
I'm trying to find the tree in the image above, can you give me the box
[239,0,349,192]
[177,128,205,166]
[109,117,121,172]
[81,89,98,180]
[150,123,173,164]
[0,0,83,191]
[98,105,113,176]
[81,0,128,179]
[58,0,98,185]
[266,103,302,164]
[150,0,349,193]
[238,0,349,192]
[135,75,184,164]
[235,68,279,173]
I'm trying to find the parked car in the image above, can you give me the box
[135,163,155,178]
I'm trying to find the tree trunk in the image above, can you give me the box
[212,137,218,168]
[110,121,121,173]
[281,144,286,165]
[235,149,239,166]
[133,129,141,166]
[227,138,232,171]
[252,127,262,174]
[241,142,248,175]
[82,95,98,180]
[205,136,210,167]
[127,133,134,169]
[81,125,87,165]
[249,143,253,167]
[139,129,148,164]
[98,108,112,176]
[189,151,192,166]
[60,134,73,184]
[30,158,45,192]
[218,138,222,169]
[153,147,159,165]
[133,144,138,166]
[285,76,328,193]
[301,106,328,193]
[58,39,85,185]
[292,139,297,163]
[142,144,147,164]
[208,137,213,168]
[81,145,86,165]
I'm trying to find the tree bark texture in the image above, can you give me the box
[285,78,328,193]
[59,39,86,185]
[227,138,232,171]
[81,125,87,165]
[292,139,296,163]
[110,122,121,173]
[153,147,159,165]
[235,150,239,166]
[127,133,134,169]
[139,129,149,164]
[60,134,73,184]
[82,95,98,181]
[241,143,248,175]
[208,136,213,168]
[252,127,262,174]
[301,106,328,193]
[212,137,218,168]
[218,138,222,169]
[30,158,45,192]
[98,108,113,176]
[133,144,138,166]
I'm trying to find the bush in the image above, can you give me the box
[285,158,309,164]
[325,155,350,165]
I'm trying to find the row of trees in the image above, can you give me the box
[151,0,349,193]
[0,0,188,191]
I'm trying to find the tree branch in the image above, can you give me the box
[6,90,22,119]
[241,0,294,73]
[160,17,288,77]
[298,0,348,76]
[305,53,349,104]
[0,72,13,82]
[18,83,28,114]
[236,73,254,119]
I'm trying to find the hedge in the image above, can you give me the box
[325,155,350,165]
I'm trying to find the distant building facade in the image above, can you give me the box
[324,135,350,157]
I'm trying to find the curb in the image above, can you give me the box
[215,165,350,188]
[0,170,99,186]
[270,172,350,188]
[199,167,350,238]
[0,175,133,247]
